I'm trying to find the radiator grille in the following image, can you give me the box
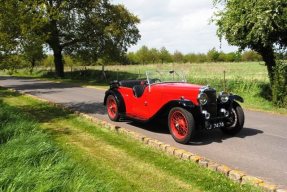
[201,88,217,118]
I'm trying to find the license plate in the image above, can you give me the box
[213,122,224,128]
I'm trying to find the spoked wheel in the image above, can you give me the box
[221,102,244,135]
[168,107,195,144]
[106,95,120,121]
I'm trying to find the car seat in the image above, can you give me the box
[132,85,146,97]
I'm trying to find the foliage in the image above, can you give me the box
[184,53,207,63]
[272,60,287,107]
[213,0,287,107]
[149,48,160,64]
[213,0,287,83]
[159,47,173,64]
[0,0,140,77]
[136,45,150,64]
[173,50,184,63]
[22,41,46,73]
[0,55,29,75]
[207,48,220,62]
[126,52,139,64]
[241,51,262,62]
[42,55,54,71]
[125,46,262,64]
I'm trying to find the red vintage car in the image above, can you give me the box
[104,70,244,144]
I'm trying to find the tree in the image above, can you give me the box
[173,50,184,63]
[213,0,287,83]
[136,46,149,64]
[207,48,220,62]
[0,0,140,77]
[159,47,172,64]
[241,51,262,62]
[149,48,159,64]
[126,52,139,64]
[22,40,46,73]
[0,1,22,69]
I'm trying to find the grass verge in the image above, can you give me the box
[0,88,262,192]
[0,93,109,191]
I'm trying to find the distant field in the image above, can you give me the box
[86,62,269,82]
[0,62,268,82]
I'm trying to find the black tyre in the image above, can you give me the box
[168,107,196,144]
[221,102,244,135]
[106,95,120,121]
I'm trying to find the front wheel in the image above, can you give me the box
[106,95,120,121]
[221,102,244,135]
[168,107,196,144]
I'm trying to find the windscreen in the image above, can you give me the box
[146,70,186,84]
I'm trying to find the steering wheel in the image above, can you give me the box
[150,78,161,84]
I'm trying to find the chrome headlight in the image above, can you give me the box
[198,93,208,105]
[220,92,229,103]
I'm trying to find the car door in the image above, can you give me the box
[131,86,150,120]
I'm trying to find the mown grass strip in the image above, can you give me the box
[0,88,262,192]
[0,96,110,191]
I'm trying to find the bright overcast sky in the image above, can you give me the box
[112,0,238,54]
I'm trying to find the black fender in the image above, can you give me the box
[153,99,197,119]
[229,94,244,103]
[104,89,126,113]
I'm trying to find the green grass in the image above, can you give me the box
[0,94,110,191]
[0,88,262,192]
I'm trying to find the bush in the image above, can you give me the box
[272,60,287,107]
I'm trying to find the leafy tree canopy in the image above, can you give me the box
[0,0,140,77]
[213,0,287,82]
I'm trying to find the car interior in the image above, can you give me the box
[119,80,147,98]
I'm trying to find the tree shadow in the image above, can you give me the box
[42,69,141,83]
[4,80,81,91]
[0,88,72,131]
[63,101,107,115]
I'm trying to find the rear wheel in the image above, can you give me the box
[106,95,120,121]
[168,107,196,144]
[221,102,244,135]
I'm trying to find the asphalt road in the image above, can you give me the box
[1,76,286,188]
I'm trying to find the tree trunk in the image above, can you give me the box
[30,58,35,74]
[259,47,276,84]
[101,64,107,82]
[48,19,65,78]
[53,49,64,78]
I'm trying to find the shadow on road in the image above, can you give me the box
[189,127,263,145]
[65,101,107,115]
[128,118,263,145]
[0,76,81,91]
[128,120,170,134]
[126,120,263,146]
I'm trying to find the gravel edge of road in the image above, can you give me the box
[4,87,287,192]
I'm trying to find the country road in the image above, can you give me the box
[1,76,286,188]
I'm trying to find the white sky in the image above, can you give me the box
[112,0,238,54]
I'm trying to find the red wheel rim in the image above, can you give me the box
[107,96,117,119]
[170,110,189,139]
